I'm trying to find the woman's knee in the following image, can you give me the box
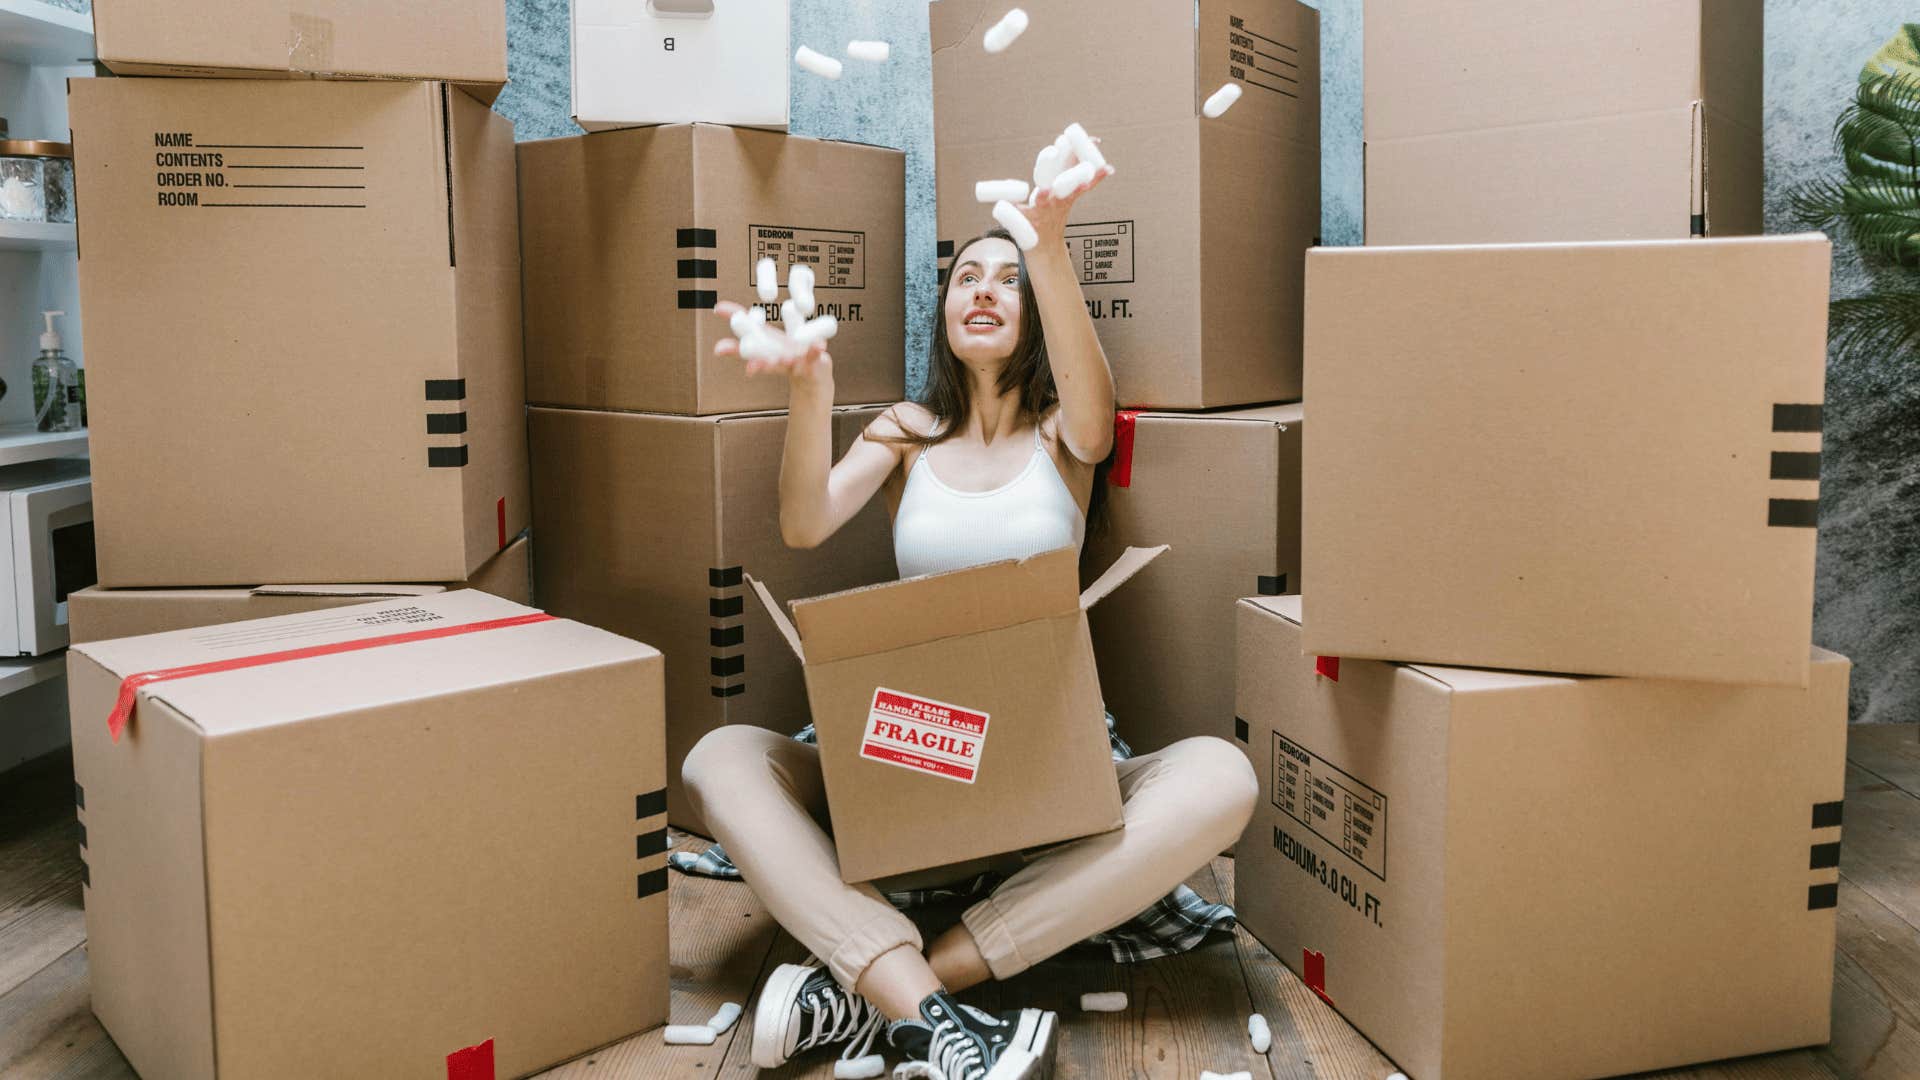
[681,723,786,797]
[1161,736,1259,840]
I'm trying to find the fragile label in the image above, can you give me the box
[749,224,866,289]
[860,688,989,784]
[1272,733,1387,881]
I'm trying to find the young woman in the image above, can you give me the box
[681,164,1258,1080]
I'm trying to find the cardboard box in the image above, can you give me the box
[92,0,508,100]
[68,534,532,644]
[752,545,1163,883]
[72,78,529,587]
[67,590,667,1080]
[932,0,1319,409]
[1364,0,1762,244]
[1303,235,1829,685]
[529,404,897,828]
[571,0,789,130]
[1233,595,1848,1080]
[1084,404,1301,754]
[518,125,905,415]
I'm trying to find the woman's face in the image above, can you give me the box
[943,237,1024,366]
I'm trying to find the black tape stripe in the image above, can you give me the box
[937,239,955,258]
[637,827,669,859]
[712,683,747,698]
[426,412,468,435]
[710,625,744,648]
[1808,882,1839,910]
[638,868,669,899]
[636,789,668,820]
[77,822,87,849]
[424,378,466,401]
[678,290,718,310]
[73,782,83,809]
[711,655,745,677]
[1773,404,1824,433]
[1770,451,1821,480]
[1257,574,1287,596]
[711,596,744,618]
[1768,498,1819,528]
[80,860,89,887]
[677,227,717,248]
[677,258,718,279]
[1689,212,1706,237]
[1812,801,1844,828]
[428,445,470,468]
[1234,717,1249,743]
[1810,842,1842,870]
[708,566,743,588]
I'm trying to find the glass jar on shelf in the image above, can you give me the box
[0,137,75,224]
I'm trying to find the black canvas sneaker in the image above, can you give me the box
[750,962,888,1068]
[901,989,1057,1080]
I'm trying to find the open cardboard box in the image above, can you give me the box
[750,545,1167,883]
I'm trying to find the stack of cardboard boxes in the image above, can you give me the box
[932,0,1320,755]
[519,3,908,828]
[63,4,671,1077]
[1232,4,1849,1078]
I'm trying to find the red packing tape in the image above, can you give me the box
[1303,948,1332,1005]
[1314,655,1341,682]
[446,1038,495,1080]
[1110,410,1138,487]
[107,612,557,742]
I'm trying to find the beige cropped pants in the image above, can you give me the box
[681,725,1258,991]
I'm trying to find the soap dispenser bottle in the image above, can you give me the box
[32,310,66,432]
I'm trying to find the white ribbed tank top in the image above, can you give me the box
[893,428,1086,579]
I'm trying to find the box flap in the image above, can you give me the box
[1079,544,1170,611]
[74,591,659,738]
[746,573,805,663]
[791,546,1082,666]
[250,584,447,598]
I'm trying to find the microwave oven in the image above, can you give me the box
[0,458,95,656]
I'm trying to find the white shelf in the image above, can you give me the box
[0,649,62,698]
[0,423,83,466]
[0,219,74,251]
[0,0,92,67]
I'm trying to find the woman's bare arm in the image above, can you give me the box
[1018,164,1118,464]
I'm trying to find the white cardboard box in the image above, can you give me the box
[571,0,790,130]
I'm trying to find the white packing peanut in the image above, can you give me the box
[663,1025,716,1045]
[1050,161,1097,199]
[1248,1012,1271,1054]
[975,178,1031,204]
[892,1064,939,1080]
[1079,991,1128,1012]
[982,7,1028,53]
[845,40,891,63]
[991,199,1039,251]
[1203,81,1244,118]
[781,299,803,328]
[788,263,816,313]
[834,1054,887,1080]
[748,304,768,325]
[1032,143,1065,191]
[738,327,787,363]
[1386,1074,1410,1080]
[795,45,844,80]
[790,313,839,346]
[755,257,778,302]
[1062,122,1107,169]
[729,308,755,338]
[705,1001,743,1034]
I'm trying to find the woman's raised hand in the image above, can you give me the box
[712,300,833,382]
[1022,154,1115,248]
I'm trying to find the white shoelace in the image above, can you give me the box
[928,1018,987,1080]
[797,984,887,1062]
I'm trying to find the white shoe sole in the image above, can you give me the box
[751,962,818,1068]
[984,1009,1057,1080]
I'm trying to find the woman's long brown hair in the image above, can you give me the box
[879,227,1113,532]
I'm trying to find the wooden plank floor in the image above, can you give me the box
[4,724,1917,1079]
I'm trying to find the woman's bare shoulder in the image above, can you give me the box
[867,401,936,441]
